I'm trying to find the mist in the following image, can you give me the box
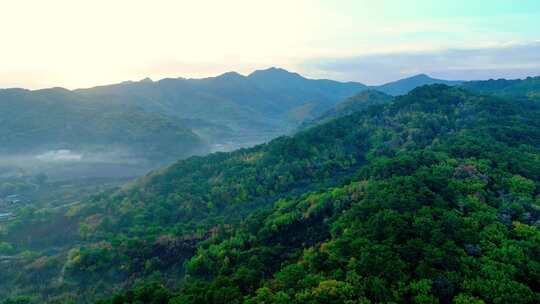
[0,148,155,181]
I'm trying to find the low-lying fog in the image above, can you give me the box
[0,149,154,181]
[35,149,83,162]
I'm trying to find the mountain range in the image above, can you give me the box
[0,69,471,157]
[73,68,366,142]
[0,68,368,173]
[1,75,540,303]
[3,67,537,181]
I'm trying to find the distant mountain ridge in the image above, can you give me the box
[74,67,367,140]
[373,74,464,96]
[3,68,536,170]
[0,68,368,178]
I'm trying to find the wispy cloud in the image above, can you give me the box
[301,42,540,84]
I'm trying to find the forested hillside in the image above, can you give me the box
[2,83,540,303]
[299,90,393,129]
[462,76,540,102]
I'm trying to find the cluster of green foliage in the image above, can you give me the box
[462,76,540,102]
[3,82,540,303]
[0,175,132,303]
[173,156,540,303]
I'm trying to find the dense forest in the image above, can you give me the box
[462,76,540,102]
[2,80,540,303]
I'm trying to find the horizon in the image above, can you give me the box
[2,0,539,89]
[2,66,539,92]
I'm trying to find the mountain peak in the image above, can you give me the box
[410,73,431,79]
[376,73,463,96]
[34,86,72,95]
[265,67,290,73]
[254,67,289,73]
[217,71,245,80]
[248,67,304,80]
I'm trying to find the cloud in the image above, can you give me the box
[301,42,540,84]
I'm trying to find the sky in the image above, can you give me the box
[1,0,539,89]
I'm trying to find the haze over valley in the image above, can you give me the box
[0,67,473,182]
